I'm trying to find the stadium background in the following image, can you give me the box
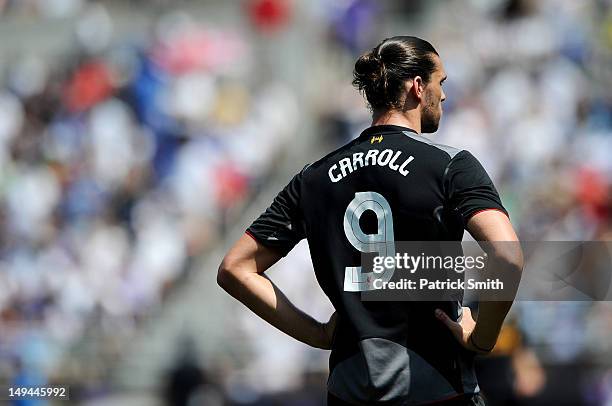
[0,0,611,404]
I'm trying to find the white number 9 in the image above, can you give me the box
[343,192,395,291]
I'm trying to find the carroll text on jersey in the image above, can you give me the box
[328,148,415,182]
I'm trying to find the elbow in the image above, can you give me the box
[217,256,239,292]
[490,246,524,274]
[485,240,524,273]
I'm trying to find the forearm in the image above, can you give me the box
[472,250,523,349]
[471,301,513,350]
[218,267,327,349]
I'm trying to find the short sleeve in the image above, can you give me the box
[443,150,508,226]
[246,168,307,256]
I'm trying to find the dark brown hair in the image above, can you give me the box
[352,36,439,111]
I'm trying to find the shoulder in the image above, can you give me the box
[304,137,362,173]
[400,131,463,160]
[444,150,487,174]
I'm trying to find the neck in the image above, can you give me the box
[371,109,421,134]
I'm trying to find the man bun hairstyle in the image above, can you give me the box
[352,36,439,111]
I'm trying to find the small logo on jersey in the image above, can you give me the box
[370,135,383,144]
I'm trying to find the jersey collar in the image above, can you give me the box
[358,125,419,138]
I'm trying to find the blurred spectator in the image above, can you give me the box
[0,1,298,400]
[164,336,222,406]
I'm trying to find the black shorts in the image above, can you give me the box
[327,392,487,406]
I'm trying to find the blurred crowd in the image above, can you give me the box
[0,0,299,399]
[0,0,612,405]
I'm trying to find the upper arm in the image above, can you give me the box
[445,150,522,266]
[245,169,306,256]
[466,210,518,242]
[466,210,523,270]
[219,233,285,278]
[219,168,307,279]
[444,150,508,228]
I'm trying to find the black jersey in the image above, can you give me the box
[246,125,508,405]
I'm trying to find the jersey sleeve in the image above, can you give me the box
[443,150,509,226]
[246,168,307,256]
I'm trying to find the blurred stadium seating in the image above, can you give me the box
[0,0,611,405]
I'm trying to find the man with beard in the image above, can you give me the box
[218,36,523,405]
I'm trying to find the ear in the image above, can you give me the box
[412,76,425,100]
[405,76,425,101]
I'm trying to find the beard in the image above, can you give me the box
[421,93,441,133]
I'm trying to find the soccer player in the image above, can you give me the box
[218,36,523,405]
